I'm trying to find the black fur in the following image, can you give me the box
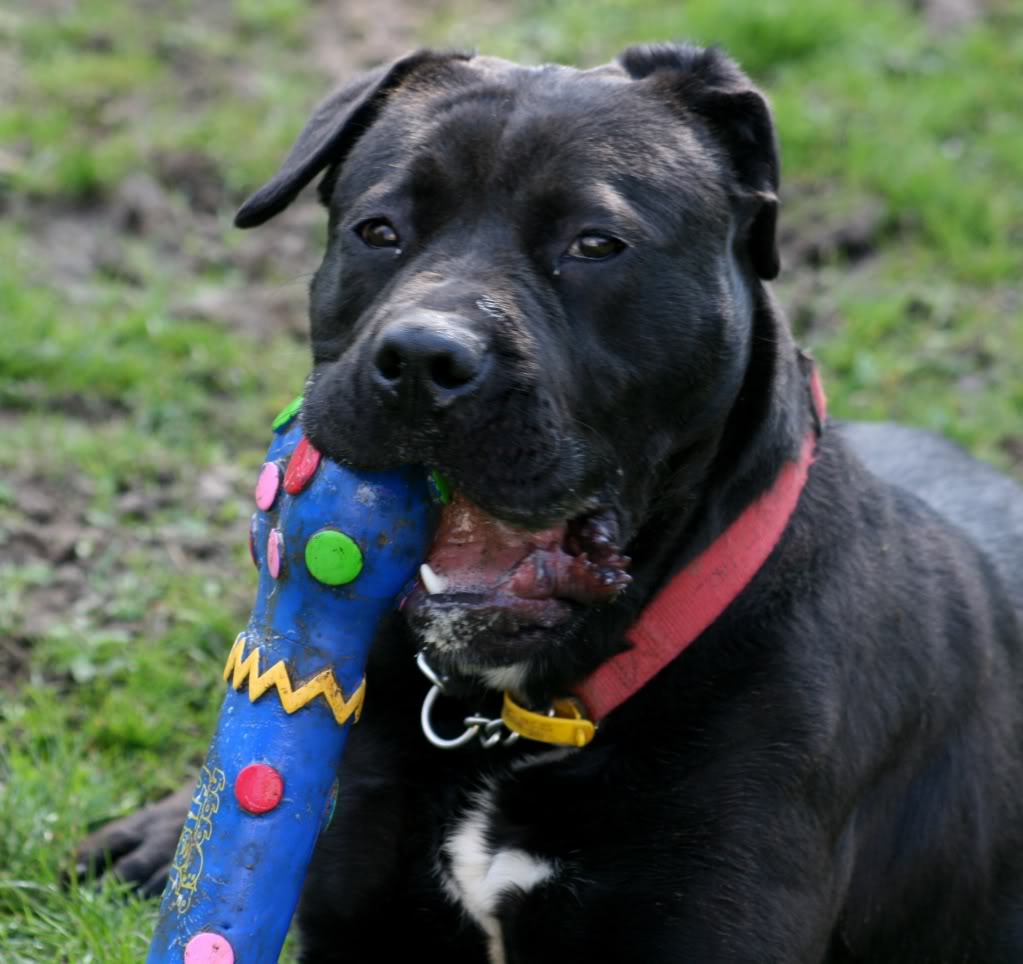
[78,44,1023,962]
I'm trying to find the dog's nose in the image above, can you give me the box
[371,311,489,406]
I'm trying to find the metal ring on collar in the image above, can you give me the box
[420,682,481,749]
[416,650,448,692]
[416,651,520,750]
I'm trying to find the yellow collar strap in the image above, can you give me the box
[501,691,597,748]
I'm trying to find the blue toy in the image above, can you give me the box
[146,396,437,964]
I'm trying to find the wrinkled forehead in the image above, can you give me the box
[334,60,728,231]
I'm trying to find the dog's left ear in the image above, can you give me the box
[234,49,471,229]
[618,43,780,280]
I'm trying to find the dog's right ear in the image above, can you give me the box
[618,43,781,280]
[234,50,470,229]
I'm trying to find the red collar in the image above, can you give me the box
[574,366,827,723]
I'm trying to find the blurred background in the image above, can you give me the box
[0,0,1020,958]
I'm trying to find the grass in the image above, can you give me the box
[1,0,322,199]
[1,0,1021,959]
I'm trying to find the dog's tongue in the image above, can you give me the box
[404,493,631,645]
[419,493,629,606]
[423,493,562,597]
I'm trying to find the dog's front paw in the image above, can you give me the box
[74,785,193,897]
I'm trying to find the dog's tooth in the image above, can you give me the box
[419,563,448,595]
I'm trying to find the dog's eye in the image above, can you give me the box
[356,219,401,249]
[567,234,626,261]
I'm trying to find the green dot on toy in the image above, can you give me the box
[272,395,304,432]
[429,469,452,505]
[305,529,363,585]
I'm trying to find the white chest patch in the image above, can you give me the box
[442,790,558,964]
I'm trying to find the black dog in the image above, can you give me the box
[80,45,1023,962]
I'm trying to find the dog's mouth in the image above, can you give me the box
[402,491,631,661]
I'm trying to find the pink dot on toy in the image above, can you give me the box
[184,932,235,964]
[267,529,283,579]
[283,436,322,495]
[235,763,284,815]
[254,462,281,510]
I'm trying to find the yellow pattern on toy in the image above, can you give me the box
[167,763,225,914]
[223,635,366,726]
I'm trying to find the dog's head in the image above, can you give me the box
[236,44,782,691]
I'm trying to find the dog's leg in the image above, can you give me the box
[74,785,192,895]
[458,748,846,964]
[496,843,841,964]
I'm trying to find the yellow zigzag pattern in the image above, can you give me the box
[223,635,365,726]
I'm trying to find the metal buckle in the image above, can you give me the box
[416,651,520,751]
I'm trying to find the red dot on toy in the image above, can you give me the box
[283,436,322,495]
[184,931,235,964]
[267,529,283,579]
[235,763,284,815]
[254,461,281,510]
